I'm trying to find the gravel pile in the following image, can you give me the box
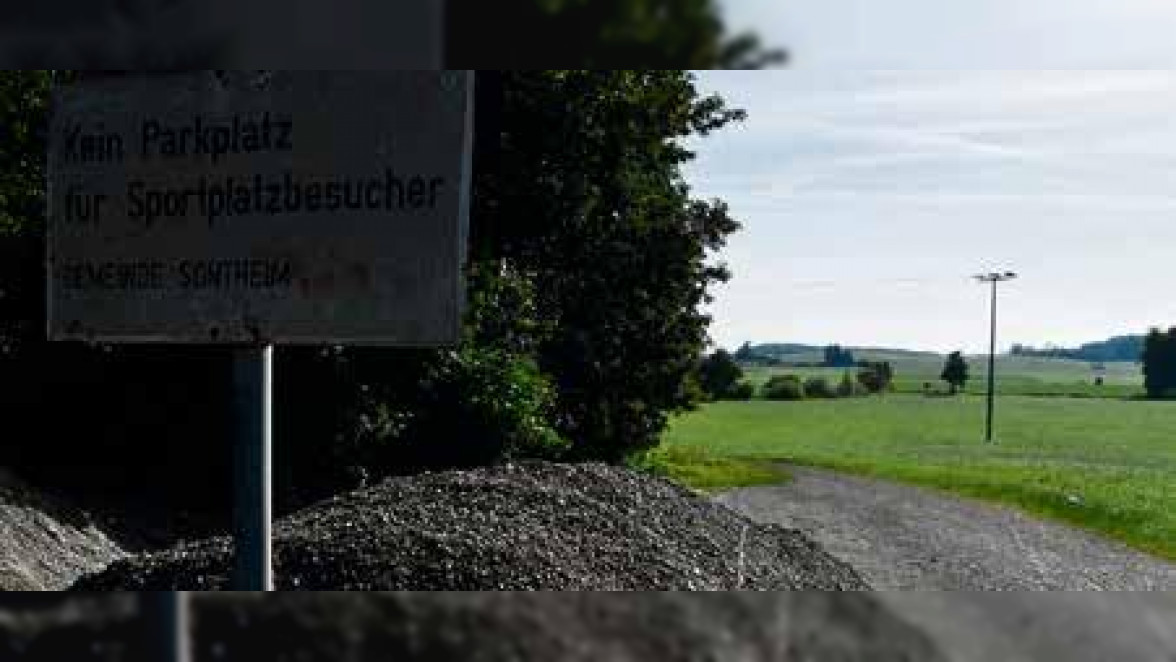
[2,593,949,662]
[0,469,126,590]
[73,461,867,590]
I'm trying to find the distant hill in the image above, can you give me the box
[736,343,942,363]
[745,343,825,356]
[840,346,941,358]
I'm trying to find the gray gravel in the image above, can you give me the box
[0,472,126,590]
[0,593,950,662]
[73,461,868,590]
[717,464,1176,590]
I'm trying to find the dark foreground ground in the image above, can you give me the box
[0,593,950,662]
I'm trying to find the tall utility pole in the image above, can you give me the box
[975,271,1017,443]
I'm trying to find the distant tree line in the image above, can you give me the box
[823,344,856,368]
[733,341,818,366]
[733,341,777,365]
[1010,335,1143,363]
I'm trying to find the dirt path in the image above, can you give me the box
[717,465,1176,662]
[717,465,1176,590]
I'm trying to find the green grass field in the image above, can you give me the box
[658,395,1176,560]
[629,445,790,493]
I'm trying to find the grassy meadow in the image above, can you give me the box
[655,394,1176,560]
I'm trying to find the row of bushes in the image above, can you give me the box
[761,370,890,400]
[765,374,850,400]
[711,363,896,402]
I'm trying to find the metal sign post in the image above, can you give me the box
[232,344,273,590]
[145,592,190,662]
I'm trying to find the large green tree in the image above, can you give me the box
[1142,327,1176,399]
[940,351,969,395]
[471,71,743,461]
[856,361,894,394]
[698,348,744,400]
[0,71,54,350]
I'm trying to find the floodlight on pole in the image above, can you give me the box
[975,271,1018,443]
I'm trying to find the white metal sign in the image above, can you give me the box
[48,70,472,345]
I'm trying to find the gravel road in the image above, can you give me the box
[716,465,1176,590]
[718,465,1176,662]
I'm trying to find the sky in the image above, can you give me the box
[686,2,1176,354]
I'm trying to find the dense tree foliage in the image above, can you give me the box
[856,361,894,394]
[445,0,786,68]
[803,376,836,399]
[0,69,744,512]
[1,0,783,70]
[727,381,755,400]
[763,374,804,401]
[474,71,744,461]
[940,351,969,395]
[823,344,856,368]
[0,71,55,350]
[1142,328,1176,399]
[697,349,744,401]
[836,371,860,397]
